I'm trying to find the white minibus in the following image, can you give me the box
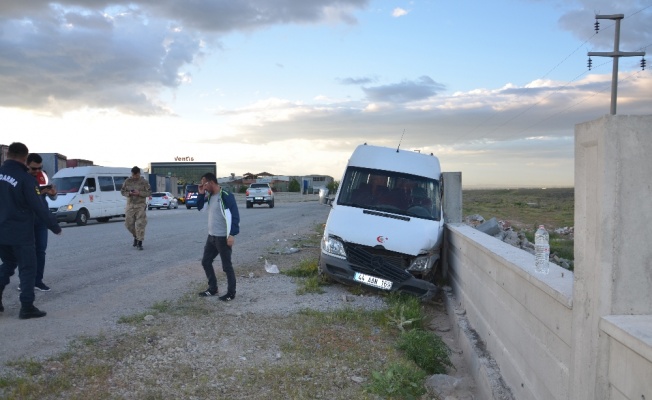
[47,166,133,226]
[320,144,444,299]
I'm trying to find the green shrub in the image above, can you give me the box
[365,361,427,399]
[397,329,453,374]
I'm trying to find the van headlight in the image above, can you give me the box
[58,204,73,212]
[322,235,347,259]
[407,254,438,272]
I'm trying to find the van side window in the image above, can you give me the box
[99,176,115,191]
[114,176,128,190]
[84,177,97,193]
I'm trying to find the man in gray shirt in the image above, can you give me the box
[196,172,240,301]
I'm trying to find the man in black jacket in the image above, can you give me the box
[0,142,62,319]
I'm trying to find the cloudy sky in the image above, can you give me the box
[1,0,650,187]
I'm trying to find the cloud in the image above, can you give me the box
[204,72,650,149]
[362,76,446,103]
[557,0,652,51]
[0,0,370,115]
[337,76,378,85]
[392,7,408,17]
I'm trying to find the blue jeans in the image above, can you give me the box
[0,244,37,304]
[201,236,236,295]
[34,221,49,285]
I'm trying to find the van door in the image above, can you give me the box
[97,175,116,216]
[114,175,129,216]
[80,176,100,219]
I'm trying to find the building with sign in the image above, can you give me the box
[149,161,216,186]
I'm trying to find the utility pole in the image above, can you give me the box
[588,14,646,115]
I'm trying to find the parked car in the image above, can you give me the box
[245,183,275,208]
[185,184,200,209]
[148,192,179,210]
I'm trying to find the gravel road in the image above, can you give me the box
[0,194,333,364]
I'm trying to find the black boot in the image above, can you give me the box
[133,237,138,247]
[137,240,143,250]
[19,304,47,319]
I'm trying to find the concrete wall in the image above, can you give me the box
[444,115,652,400]
[447,224,574,400]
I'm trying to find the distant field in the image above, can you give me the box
[462,187,575,263]
[462,187,574,231]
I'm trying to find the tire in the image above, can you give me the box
[269,199,274,208]
[75,209,89,226]
[246,201,253,209]
[186,205,191,209]
[167,204,172,210]
[148,207,152,210]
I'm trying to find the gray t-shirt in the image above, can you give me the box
[207,193,227,237]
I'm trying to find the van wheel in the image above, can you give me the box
[75,209,89,226]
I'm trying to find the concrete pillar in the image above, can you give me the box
[442,172,462,280]
[570,115,652,400]
[442,172,462,224]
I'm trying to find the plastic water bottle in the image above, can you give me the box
[534,225,550,274]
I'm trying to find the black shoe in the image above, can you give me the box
[219,293,235,302]
[35,282,51,292]
[137,240,143,250]
[0,299,4,312]
[199,288,218,297]
[19,305,47,319]
[133,237,138,247]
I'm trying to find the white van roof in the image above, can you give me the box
[347,144,441,179]
[52,166,133,178]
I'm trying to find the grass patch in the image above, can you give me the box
[397,329,453,374]
[284,258,330,294]
[365,360,428,399]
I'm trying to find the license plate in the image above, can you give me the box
[255,197,263,200]
[354,272,393,290]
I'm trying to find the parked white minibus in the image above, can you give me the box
[47,166,133,226]
[319,144,444,299]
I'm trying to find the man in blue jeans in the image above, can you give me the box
[196,172,240,301]
[26,153,58,291]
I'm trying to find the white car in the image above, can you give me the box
[148,192,179,210]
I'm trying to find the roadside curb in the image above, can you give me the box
[441,286,515,400]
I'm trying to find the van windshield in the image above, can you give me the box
[338,167,441,221]
[52,176,84,194]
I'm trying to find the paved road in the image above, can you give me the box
[0,194,331,364]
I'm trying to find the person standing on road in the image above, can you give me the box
[0,142,62,319]
[120,166,151,250]
[196,172,240,301]
[26,153,58,292]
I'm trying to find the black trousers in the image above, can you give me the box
[201,235,236,295]
[0,244,37,304]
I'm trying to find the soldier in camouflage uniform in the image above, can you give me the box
[120,166,152,250]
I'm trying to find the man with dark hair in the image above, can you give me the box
[25,153,58,291]
[196,172,240,301]
[0,142,62,319]
[120,166,151,250]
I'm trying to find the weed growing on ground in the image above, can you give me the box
[365,360,428,398]
[397,329,453,374]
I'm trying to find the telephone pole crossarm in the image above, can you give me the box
[588,13,646,115]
